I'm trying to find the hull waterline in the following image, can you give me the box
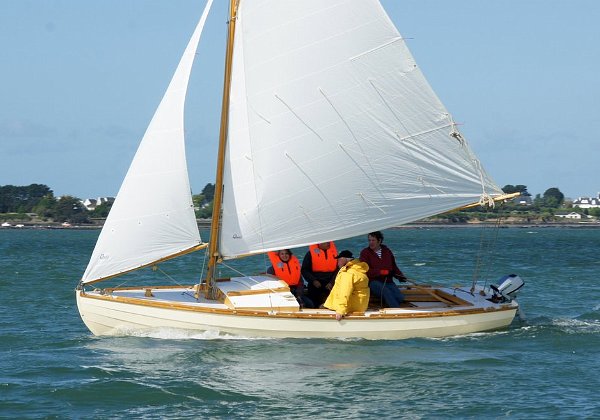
[76,288,518,340]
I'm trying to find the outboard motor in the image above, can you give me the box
[489,274,524,303]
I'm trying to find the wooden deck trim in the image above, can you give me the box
[434,289,472,306]
[79,291,515,320]
[225,286,290,296]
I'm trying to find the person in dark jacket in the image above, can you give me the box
[359,231,407,307]
[301,241,338,307]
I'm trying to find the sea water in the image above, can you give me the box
[1,227,599,418]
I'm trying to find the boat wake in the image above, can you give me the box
[428,328,513,342]
[116,327,267,341]
[511,314,600,336]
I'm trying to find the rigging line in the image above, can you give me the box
[218,260,248,277]
[319,88,382,186]
[473,222,494,290]
[155,266,186,288]
[481,216,503,288]
[218,260,287,301]
[471,220,489,289]
[274,94,325,142]
[448,116,492,200]
[285,152,340,217]
[471,214,502,291]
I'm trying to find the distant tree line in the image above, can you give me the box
[0,184,96,223]
[3,182,596,224]
[0,183,218,223]
[501,185,564,209]
[431,184,599,222]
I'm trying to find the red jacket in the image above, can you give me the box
[359,245,406,283]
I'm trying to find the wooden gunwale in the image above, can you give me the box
[79,291,515,320]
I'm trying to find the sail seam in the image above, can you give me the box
[395,123,453,142]
[338,142,385,198]
[275,94,325,142]
[285,151,340,217]
[319,87,382,187]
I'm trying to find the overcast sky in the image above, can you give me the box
[1,0,598,200]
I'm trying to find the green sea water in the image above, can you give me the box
[1,227,599,419]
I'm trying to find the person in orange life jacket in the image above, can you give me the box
[359,231,407,307]
[301,241,338,307]
[267,249,314,308]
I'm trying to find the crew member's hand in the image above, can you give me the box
[336,313,343,321]
[313,280,322,288]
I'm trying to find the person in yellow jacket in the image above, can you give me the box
[323,250,370,321]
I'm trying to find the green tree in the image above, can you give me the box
[588,208,600,218]
[54,196,89,223]
[201,183,215,202]
[32,194,57,219]
[197,201,213,219]
[192,193,205,209]
[0,183,54,213]
[193,183,215,219]
[543,187,564,208]
[90,201,113,218]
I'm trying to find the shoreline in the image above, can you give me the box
[2,220,600,230]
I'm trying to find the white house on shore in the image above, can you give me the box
[555,212,583,220]
[82,197,115,211]
[573,193,600,209]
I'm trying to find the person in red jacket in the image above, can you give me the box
[359,231,407,307]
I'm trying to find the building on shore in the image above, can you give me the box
[572,193,600,209]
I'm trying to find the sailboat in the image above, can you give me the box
[76,0,524,340]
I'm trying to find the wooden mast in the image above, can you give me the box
[204,0,239,299]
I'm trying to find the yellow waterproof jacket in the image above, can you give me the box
[323,259,370,315]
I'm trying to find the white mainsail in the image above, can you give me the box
[219,0,502,259]
[81,0,214,284]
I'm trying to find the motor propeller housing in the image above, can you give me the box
[490,274,525,303]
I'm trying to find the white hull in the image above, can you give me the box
[76,281,518,340]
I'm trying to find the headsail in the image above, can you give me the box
[218,0,502,259]
[81,0,214,284]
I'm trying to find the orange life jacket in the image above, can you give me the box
[308,242,338,272]
[268,252,301,286]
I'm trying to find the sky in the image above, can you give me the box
[1,0,598,200]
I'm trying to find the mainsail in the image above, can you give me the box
[219,0,502,259]
[81,0,214,284]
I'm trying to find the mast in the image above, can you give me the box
[204,0,239,299]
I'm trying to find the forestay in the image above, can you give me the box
[81,0,214,284]
[219,0,502,259]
